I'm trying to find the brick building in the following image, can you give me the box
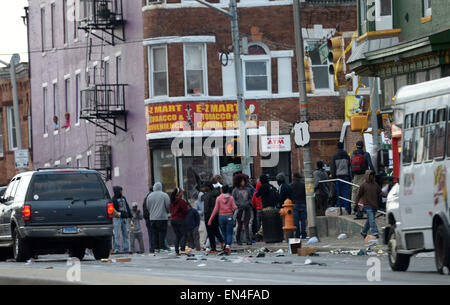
[0,63,32,186]
[142,0,359,198]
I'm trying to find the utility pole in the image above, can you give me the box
[0,54,22,150]
[293,0,317,238]
[194,0,250,177]
[370,77,381,172]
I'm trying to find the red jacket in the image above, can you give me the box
[170,198,190,221]
[251,182,262,210]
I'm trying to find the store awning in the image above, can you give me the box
[146,126,268,141]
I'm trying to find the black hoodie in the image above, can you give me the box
[112,186,131,219]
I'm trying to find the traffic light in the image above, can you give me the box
[304,56,315,94]
[327,36,346,75]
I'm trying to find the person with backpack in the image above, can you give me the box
[290,173,308,240]
[351,140,375,213]
[313,161,331,216]
[255,174,280,237]
[331,142,353,214]
[232,174,253,245]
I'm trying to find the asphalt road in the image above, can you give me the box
[0,251,448,285]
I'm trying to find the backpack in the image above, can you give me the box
[268,185,281,207]
[351,152,368,175]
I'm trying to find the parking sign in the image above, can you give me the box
[14,149,29,169]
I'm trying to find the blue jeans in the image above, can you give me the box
[219,215,234,246]
[113,218,130,252]
[293,204,307,239]
[361,207,379,236]
[335,178,351,214]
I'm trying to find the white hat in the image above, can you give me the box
[132,202,138,207]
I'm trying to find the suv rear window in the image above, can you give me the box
[26,173,108,202]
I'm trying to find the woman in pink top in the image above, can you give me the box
[208,185,237,254]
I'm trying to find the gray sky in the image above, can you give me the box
[0,0,29,64]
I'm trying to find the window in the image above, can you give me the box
[383,78,395,107]
[434,109,446,159]
[424,110,436,161]
[14,175,32,203]
[309,43,333,91]
[149,46,168,97]
[53,82,59,129]
[0,110,4,157]
[63,0,69,44]
[413,112,424,163]
[104,59,109,84]
[43,86,49,134]
[73,0,78,40]
[76,158,81,168]
[4,178,18,201]
[51,3,55,49]
[360,0,367,22]
[41,7,46,52]
[379,0,391,16]
[65,78,70,113]
[93,65,97,84]
[116,55,124,104]
[402,114,414,164]
[424,0,432,17]
[184,44,207,95]
[75,73,81,124]
[7,107,18,151]
[243,44,271,94]
[87,155,91,168]
[376,0,392,30]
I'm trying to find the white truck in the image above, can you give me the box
[385,77,450,274]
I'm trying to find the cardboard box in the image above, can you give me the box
[288,238,302,255]
[297,248,316,256]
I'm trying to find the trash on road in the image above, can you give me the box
[256,252,266,258]
[226,279,233,283]
[232,257,252,264]
[306,237,319,245]
[197,263,207,267]
[45,266,54,269]
[337,233,348,240]
[275,249,284,254]
[288,238,302,254]
[101,257,132,263]
[297,248,316,256]
[271,261,292,264]
[25,259,33,265]
[304,259,327,266]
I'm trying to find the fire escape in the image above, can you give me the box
[78,0,127,181]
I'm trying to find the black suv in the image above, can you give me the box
[0,168,114,262]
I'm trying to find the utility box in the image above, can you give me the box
[350,114,368,132]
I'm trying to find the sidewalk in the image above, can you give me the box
[232,236,387,253]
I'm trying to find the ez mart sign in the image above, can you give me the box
[261,135,291,153]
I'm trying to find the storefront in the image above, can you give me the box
[260,134,292,183]
[146,100,266,201]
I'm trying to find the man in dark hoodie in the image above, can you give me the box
[112,186,132,253]
[331,142,353,214]
[276,173,292,209]
[290,173,307,239]
[202,181,224,253]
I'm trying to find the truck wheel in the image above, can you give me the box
[388,226,411,272]
[434,224,450,275]
[12,228,31,263]
[92,239,111,260]
[69,246,86,261]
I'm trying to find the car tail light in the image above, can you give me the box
[107,203,114,219]
[23,205,31,222]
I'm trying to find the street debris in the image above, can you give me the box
[306,237,319,245]
[45,266,54,269]
[101,257,132,263]
[288,238,302,254]
[25,259,33,265]
[226,279,233,283]
[271,261,293,264]
[232,257,252,264]
[256,251,266,258]
[197,263,207,267]
[275,249,284,254]
[297,247,316,256]
[304,259,327,266]
[337,233,348,240]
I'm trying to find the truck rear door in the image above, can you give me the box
[25,172,112,226]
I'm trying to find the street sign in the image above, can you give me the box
[319,43,329,64]
[14,149,29,169]
[293,122,311,147]
[221,163,241,173]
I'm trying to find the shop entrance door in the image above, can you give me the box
[178,156,214,204]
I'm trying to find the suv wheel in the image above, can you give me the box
[12,227,31,262]
[69,246,86,261]
[388,226,411,272]
[92,238,111,260]
[434,224,450,275]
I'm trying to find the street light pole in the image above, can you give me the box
[0,54,22,150]
[292,0,317,238]
[194,0,250,177]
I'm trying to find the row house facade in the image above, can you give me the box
[142,0,360,199]
[28,0,149,205]
[0,63,32,186]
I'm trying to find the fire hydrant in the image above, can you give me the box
[280,199,296,239]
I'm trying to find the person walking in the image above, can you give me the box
[129,202,145,254]
[351,140,375,212]
[331,142,353,214]
[251,181,263,241]
[194,187,207,249]
[146,182,170,253]
[170,188,190,256]
[142,187,155,253]
[208,185,237,255]
[112,186,132,254]
[290,173,308,239]
[232,174,253,245]
[185,203,201,251]
[355,170,387,239]
[203,181,225,254]
[313,161,331,216]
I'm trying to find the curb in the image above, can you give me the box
[0,276,82,285]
